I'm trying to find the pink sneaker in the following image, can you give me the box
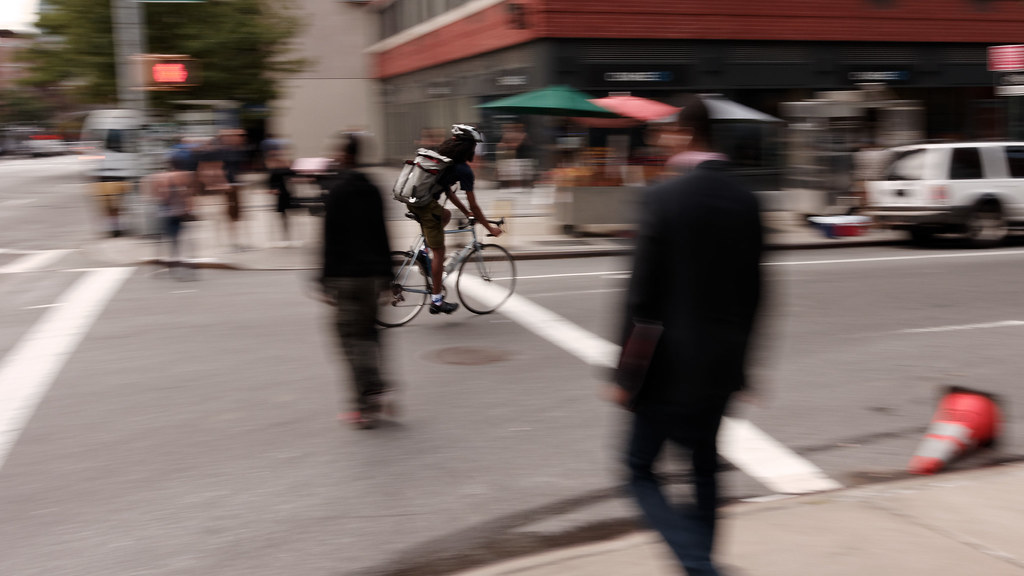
[338,411,376,429]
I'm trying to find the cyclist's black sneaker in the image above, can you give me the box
[429,300,459,315]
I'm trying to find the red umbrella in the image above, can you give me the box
[589,94,680,122]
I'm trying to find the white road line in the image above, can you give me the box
[0,199,35,208]
[516,271,632,280]
[23,304,63,310]
[0,267,134,472]
[765,249,1024,267]
[455,274,842,495]
[455,275,620,369]
[503,247,1024,285]
[0,250,74,274]
[719,418,843,494]
[529,288,626,298]
[899,320,1024,334]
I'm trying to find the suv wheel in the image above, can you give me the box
[966,202,1007,248]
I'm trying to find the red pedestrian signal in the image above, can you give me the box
[140,55,198,90]
[152,62,189,84]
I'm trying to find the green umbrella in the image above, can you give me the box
[476,85,622,118]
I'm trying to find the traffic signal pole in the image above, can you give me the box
[111,0,149,114]
[109,0,153,237]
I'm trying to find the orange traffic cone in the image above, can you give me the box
[909,387,1001,475]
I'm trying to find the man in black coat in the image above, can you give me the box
[321,133,394,429]
[612,95,764,575]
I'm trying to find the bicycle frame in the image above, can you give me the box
[394,218,491,295]
[380,216,515,326]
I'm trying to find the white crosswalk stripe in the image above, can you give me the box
[0,250,76,274]
[0,267,135,472]
[455,274,843,496]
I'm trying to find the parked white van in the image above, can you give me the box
[80,110,171,236]
[80,109,167,181]
[865,142,1024,246]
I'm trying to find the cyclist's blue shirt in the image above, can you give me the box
[439,163,474,197]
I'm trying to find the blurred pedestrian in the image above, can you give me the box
[220,129,248,250]
[260,132,288,166]
[196,130,247,251]
[168,136,200,173]
[266,148,298,246]
[610,95,764,576]
[320,133,394,429]
[146,154,198,280]
[496,122,534,188]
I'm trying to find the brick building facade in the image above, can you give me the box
[0,30,31,92]
[368,0,1024,161]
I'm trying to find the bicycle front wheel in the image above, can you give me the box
[377,250,429,327]
[456,244,516,314]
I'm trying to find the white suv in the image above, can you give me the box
[865,142,1024,246]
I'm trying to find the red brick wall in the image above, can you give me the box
[375,2,542,78]
[538,0,1024,41]
[375,0,1024,78]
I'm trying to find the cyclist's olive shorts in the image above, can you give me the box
[409,200,446,249]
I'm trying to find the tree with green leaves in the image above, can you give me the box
[19,0,306,109]
[0,89,58,125]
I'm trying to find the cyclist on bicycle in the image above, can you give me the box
[409,124,503,315]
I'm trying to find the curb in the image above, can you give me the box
[447,532,659,576]
[766,237,904,251]
[98,236,905,272]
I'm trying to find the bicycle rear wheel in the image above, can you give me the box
[455,243,516,314]
[377,250,429,327]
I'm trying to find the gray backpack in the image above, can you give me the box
[392,148,452,207]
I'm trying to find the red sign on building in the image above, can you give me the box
[989,45,1024,71]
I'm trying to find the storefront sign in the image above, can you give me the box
[496,75,528,87]
[603,71,674,82]
[989,45,1024,71]
[426,85,453,97]
[848,70,908,82]
[587,65,689,88]
[996,72,1024,96]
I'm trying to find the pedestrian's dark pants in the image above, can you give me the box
[627,396,729,576]
[162,215,184,260]
[325,277,387,412]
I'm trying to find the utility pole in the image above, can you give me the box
[110,0,149,114]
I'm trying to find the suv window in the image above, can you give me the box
[949,147,983,180]
[884,149,928,180]
[1006,146,1024,178]
[105,129,137,154]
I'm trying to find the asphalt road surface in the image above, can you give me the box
[2,156,1023,575]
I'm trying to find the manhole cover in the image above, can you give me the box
[432,346,511,366]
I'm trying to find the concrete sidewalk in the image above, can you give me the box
[83,172,905,271]
[453,462,1024,576]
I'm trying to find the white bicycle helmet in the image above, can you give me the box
[451,124,484,143]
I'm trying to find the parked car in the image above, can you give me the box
[26,134,68,157]
[865,142,1024,246]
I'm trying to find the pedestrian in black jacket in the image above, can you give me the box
[321,133,393,429]
[611,95,764,575]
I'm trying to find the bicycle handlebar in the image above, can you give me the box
[459,216,505,231]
